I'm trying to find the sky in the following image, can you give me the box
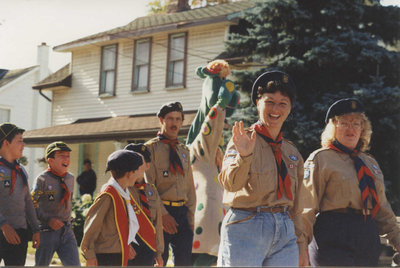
[0,0,399,73]
[0,0,150,72]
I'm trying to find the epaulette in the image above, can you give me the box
[307,147,330,161]
[282,138,297,149]
[178,142,189,151]
[361,151,377,162]
[145,137,159,146]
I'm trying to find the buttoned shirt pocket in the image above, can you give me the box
[325,173,352,202]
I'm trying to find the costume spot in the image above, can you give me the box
[226,81,234,92]
[195,182,199,190]
[200,147,205,156]
[196,227,203,235]
[197,203,204,211]
[202,122,211,136]
[193,240,200,249]
[218,222,222,235]
[208,107,218,120]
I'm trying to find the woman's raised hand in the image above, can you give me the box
[232,121,256,157]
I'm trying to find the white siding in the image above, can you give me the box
[52,22,230,125]
[0,68,52,184]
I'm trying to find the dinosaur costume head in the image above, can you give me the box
[186,60,240,146]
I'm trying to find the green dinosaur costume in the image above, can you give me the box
[186,60,239,265]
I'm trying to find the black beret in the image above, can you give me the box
[157,102,184,118]
[325,98,365,123]
[124,143,151,163]
[106,149,143,173]
[251,71,296,105]
[45,141,71,160]
[0,123,24,143]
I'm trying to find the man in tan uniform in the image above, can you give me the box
[145,102,196,266]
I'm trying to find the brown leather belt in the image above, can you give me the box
[233,206,288,213]
[329,207,371,215]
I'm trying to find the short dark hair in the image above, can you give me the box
[111,170,127,179]
[84,159,92,165]
[0,123,25,149]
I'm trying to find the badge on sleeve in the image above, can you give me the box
[48,194,55,201]
[289,155,298,161]
[304,169,310,180]
[163,171,169,177]
[147,190,153,196]
[4,180,10,187]
[182,153,187,159]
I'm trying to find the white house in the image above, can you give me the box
[24,0,254,194]
[0,43,52,183]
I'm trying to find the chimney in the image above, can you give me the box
[167,0,190,13]
[36,42,50,81]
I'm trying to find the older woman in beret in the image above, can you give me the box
[217,71,307,266]
[300,98,400,266]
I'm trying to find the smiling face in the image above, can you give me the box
[334,113,363,150]
[256,91,292,133]
[48,151,70,176]
[159,111,183,140]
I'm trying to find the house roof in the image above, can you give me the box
[23,111,198,145]
[54,0,254,52]
[32,64,72,90]
[0,66,38,88]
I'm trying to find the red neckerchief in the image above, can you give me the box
[328,140,380,219]
[47,168,70,208]
[252,122,293,200]
[158,133,184,175]
[0,158,27,195]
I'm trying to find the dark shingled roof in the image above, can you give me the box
[33,64,71,89]
[54,0,253,51]
[0,66,37,88]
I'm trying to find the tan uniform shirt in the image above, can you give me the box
[80,193,122,260]
[128,183,164,258]
[301,148,400,252]
[145,137,196,226]
[219,131,305,247]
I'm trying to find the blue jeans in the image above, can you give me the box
[35,224,81,266]
[217,208,298,266]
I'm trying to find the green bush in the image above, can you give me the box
[72,194,94,246]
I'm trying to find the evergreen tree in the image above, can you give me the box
[225,0,400,212]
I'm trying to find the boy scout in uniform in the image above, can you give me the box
[0,123,40,266]
[145,102,196,266]
[81,150,145,266]
[31,141,81,266]
[125,143,164,266]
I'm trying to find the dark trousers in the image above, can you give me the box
[162,205,193,266]
[309,211,381,266]
[96,253,122,266]
[0,228,28,266]
[128,235,156,266]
